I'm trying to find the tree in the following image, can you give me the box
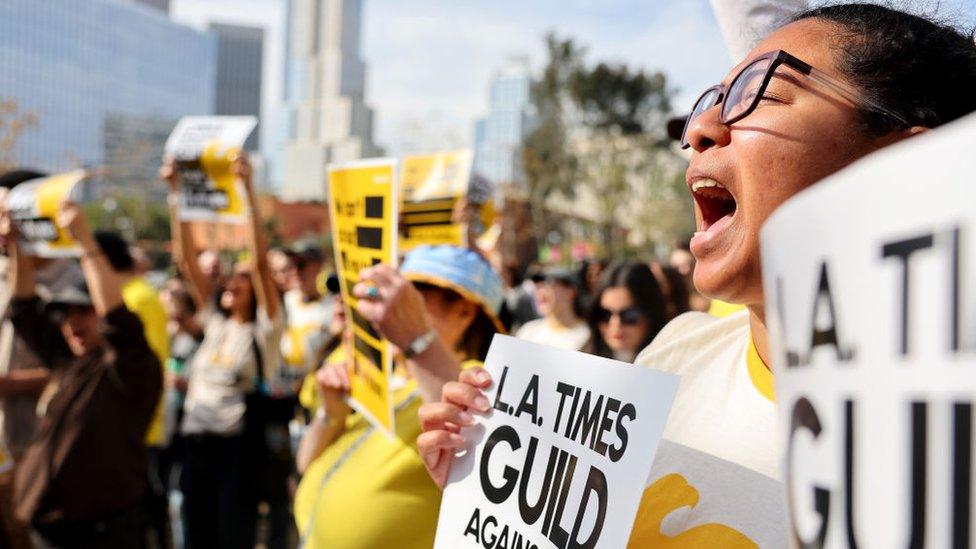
[521,34,585,240]
[0,99,38,174]
[521,36,694,259]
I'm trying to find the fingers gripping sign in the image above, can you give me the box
[353,264,433,351]
[418,367,494,488]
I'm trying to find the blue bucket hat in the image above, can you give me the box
[400,245,505,333]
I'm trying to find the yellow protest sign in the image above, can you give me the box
[399,150,473,252]
[328,158,398,436]
[6,170,87,258]
[164,116,256,224]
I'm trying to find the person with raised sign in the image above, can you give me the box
[419,5,976,546]
[0,200,161,547]
[293,245,504,549]
[161,153,284,549]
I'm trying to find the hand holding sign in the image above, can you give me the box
[431,335,678,549]
[352,264,433,350]
[418,367,492,487]
[55,201,93,248]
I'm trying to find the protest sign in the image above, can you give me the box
[761,113,976,548]
[400,150,484,252]
[327,158,399,436]
[434,335,679,549]
[164,116,256,224]
[6,170,87,258]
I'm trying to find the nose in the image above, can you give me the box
[684,103,731,152]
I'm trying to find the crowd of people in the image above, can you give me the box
[0,2,974,548]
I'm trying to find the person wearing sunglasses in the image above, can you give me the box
[417,4,976,546]
[582,261,670,362]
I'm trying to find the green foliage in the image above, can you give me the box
[521,33,693,257]
[569,63,671,136]
[84,192,170,244]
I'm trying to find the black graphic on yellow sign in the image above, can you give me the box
[399,150,479,253]
[6,170,87,258]
[328,159,399,436]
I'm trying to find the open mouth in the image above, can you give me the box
[691,179,737,232]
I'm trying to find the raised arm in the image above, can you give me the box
[353,265,462,404]
[160,158,212,311]
[57,202,124,316]
[1,205,65,364]
[235,153,280,321]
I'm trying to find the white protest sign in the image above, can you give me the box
[164,116,257,224]
[6,170,88,258]
[762,112,976,548]
[434,335,679,549]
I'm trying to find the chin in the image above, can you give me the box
[693,257,744,303]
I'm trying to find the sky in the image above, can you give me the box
[171,0,976,158]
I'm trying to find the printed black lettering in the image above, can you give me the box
[567,466,608,549]
[464,508,482,542]
[514,375,540,424]
[493,366,513,414]
[481,425,521,504]
[881,234,935,355]
[570,392,604,449]
[594,397,620,457]
[608,402,635,463]
[553,382,576,435]
[787,397,829,549]
[807,261,853,362]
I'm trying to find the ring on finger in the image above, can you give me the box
[365,286,381,299]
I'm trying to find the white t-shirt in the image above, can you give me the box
[628,310,787,547]
[280,290,334,382]
[181,306,283,436]
[514,317,590,351]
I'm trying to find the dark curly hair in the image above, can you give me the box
[790,3,976,134]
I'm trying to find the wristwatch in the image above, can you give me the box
[403,329,438,359]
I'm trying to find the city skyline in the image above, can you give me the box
[172,0,976,162]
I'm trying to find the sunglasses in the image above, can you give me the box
[596,307,645,326]
[680,50,910,149]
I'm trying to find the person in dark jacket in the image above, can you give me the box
[0,200,161,549]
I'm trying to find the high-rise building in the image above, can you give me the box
[210,22,264,150]
[277,0,378,201]
[472,56,534,186]
[0,0,215,176]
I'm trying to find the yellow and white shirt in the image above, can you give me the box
[281,290,334,385]
[630,309,786,548]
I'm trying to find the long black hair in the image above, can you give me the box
[583,261,669,359]
[790,4,976,134]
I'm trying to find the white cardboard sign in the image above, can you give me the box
[164,116,257,223]
[761,112,976,548]
[434,335,679,549]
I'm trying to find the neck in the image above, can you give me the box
[230,310,253,323]
[549,308,578,327]
[301,287,321,301]
[747,304,771,368]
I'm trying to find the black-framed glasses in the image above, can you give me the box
[596,307,645,326]
[680,50,911,149]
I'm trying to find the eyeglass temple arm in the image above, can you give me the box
[804,66,912,127]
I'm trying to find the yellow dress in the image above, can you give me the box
[294,358,482,549]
